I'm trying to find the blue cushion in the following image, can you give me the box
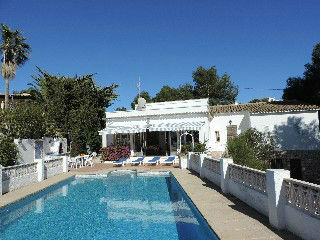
[164,156,175,162]
[148,157,160,162]
[131,157,144,163]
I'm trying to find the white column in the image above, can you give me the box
[36,158,45,182]
[187,152,192,169]
[0,164,2,195]
[199,154,206,178]
[168,131,171,156]
[130,133,134,156]
[266,169,290,230]
[62,156,68,173]
[199,128,205,143]
[220,158,233,194]
[176,131,180,153]
[102,133,107,147]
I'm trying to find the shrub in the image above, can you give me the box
[100,145,130,161]
[0,135,18,167]
[180,142,207,155]
[227,128,275,171]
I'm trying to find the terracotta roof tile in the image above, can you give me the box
[210,102,320,114]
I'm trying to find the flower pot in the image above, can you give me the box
[179,155,187,169]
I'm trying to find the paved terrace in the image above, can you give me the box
[0,163,300,240]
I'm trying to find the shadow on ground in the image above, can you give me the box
[187,170,301,240]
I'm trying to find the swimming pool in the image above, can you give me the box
[0,171,218,240]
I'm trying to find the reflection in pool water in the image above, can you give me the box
[0,172,217,240]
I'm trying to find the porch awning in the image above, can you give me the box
[99,120,205,134]
[149,121,205,132]
[99,122,147,134]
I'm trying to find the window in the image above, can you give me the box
[215,131,220,142]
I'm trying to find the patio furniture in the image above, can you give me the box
[162,156,176,165]
[143,156,160,165]
[84,155,94,167]
[91,152,97,157]
[130,157,144,165]
[113,157,128,167]
[69,157,80,168]
[75,156,85,167]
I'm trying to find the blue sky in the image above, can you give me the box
[0,0,319,110]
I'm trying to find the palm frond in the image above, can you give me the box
[1,61,16,80]
[0,24,31,67]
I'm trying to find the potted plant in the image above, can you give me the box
[178,144,192,169]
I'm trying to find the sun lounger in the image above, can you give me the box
[162,156,176,165]
[130,157,144,165]
[144,156,161,165]
[113,157,128,166]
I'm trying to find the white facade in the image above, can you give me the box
[101,99,320,156]
[208,110,320,154]
[14,137,68,164]
[251,111,319,150]
[100,99,209,156]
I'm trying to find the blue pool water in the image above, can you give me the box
[0,171,218,240]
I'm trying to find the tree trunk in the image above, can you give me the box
[5,78,9,109]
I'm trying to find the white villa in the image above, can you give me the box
[99,98,320,157]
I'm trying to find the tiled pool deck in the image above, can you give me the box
[0,164,300,240]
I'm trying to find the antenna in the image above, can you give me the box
[137,75,141,98]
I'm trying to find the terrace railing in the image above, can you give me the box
[284,178,320,218]
[2,163,38,181]
[190,154,201,173]
[1,162,38,193]
[229,163,267,193]
[203,157,220,175]
[44,158,64,178]
[1,156,68,195]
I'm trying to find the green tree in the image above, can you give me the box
[130,91,152,109]
[115,107,127,111]
[30,68,118,156]
[249,97,270,103]
[283,43,320,105]
[153,84,194,102]
[0,102,47,139]
[227,128,275,171]
[0,24,31,109]
[0,134,18,166]
[192,66,238,105]
[153,86,179,102]
[175,84,194,100]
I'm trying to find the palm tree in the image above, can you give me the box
[0,24,31,109]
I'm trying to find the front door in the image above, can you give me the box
[145,131,166,156]
[290,159,302,180]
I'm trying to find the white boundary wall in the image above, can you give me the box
[188,152,320,240]
[2,163,38,193]
[44,158,64,178]
[228,178,269,216]
[1,156,68,195]
[202,157,221,186]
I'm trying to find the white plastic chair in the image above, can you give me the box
[84,155,93,167]
[68,157,78,168]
